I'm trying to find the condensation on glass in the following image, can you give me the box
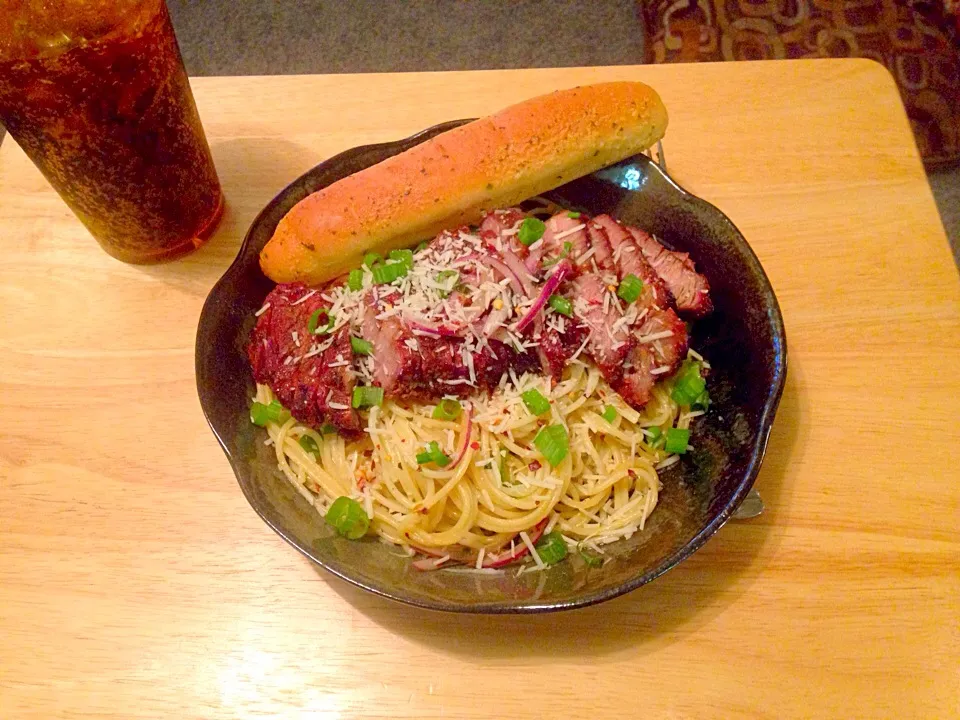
[0,0,223,263]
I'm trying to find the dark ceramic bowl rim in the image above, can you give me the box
[197,120,787,613]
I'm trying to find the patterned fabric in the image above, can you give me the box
[946,0,960,31]
[640,0,960,166]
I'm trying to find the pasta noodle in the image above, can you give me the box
[255,360,692,566]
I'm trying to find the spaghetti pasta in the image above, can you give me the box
[255,360,692,568]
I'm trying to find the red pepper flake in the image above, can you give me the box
[627,469,637,480]
[528,460,542,472]
[470,441,480,450]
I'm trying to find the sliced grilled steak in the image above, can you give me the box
[591,216,690,406]
[592,214,672,308]
[360,296,538,398]
[627,227,712,318]
[249,207,712,426]
[618,306,688,407]
[542,213,588,266]
[538,317,589,379]
[571,272,631,387]
[364,318,538,398]
[583,220,616,273]
[480,208,525,238]
[247,282,361,434]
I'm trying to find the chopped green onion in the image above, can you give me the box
[347,268,363,291]
[567,211,581,218]
[534,531,568,565]
[350,336,373,355]
[671,361,706,405]
[534,424,569,467]
[617,274,644,303]
[436,269,459,297]
[548,294,573,317]
[325,496,369,539]
[299,434,320,459]
[432,398,462,421]
[601,405,617,423]
[578,544,603,568]
[518,217,546,246]
[363,252,382,269]
[521,388,551,416]
[645,426,663,447]
[543,240,573,268]
[307,308,334,335]
[319,422,338,435]
[499,449,511,485]
[664,427,690,454]
[417,441,450,467]
[371,261,409,285]
[250,399,290,426]
[270,401,290,423]
[430,441,451,467]
[388,248,414,270]
[250,402,270,426]
[352,385,384,409]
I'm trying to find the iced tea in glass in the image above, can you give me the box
[0,0,223,263]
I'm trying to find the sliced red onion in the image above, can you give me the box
[456,251,524,296]
[483,255,527,297]
[409,543,449,558]
[481,518,550,568]
[412,556,451,571]
[524,242,547,275]
[446,407,474,470]
[514,260,574,334]
[407,320,463,338]
[501,247,537,297]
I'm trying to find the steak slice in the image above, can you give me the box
[592,214,672,309]
[617,306,688,408]
[627,227,713,318]
[542,213,588,266]
[247,282,361,434]
[583,220,616,273]
[538,318,589,379]
[571,272,631,387]
[361,304,539,399]
[249,208,711,423]
[590,215,690,409]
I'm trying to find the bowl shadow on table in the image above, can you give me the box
[314,374,802,662]
[130,137,324,294]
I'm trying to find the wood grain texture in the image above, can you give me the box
[1,60,958,719]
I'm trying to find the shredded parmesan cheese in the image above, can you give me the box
[519,531,545,569]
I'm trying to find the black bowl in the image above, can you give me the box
[196,121,787,613]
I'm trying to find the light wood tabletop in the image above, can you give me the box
[1,60,958,719]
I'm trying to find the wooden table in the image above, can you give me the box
[1,60,958,719]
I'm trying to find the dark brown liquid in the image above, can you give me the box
[0,0,222,263]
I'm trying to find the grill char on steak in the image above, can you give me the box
[248,207,712,433]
